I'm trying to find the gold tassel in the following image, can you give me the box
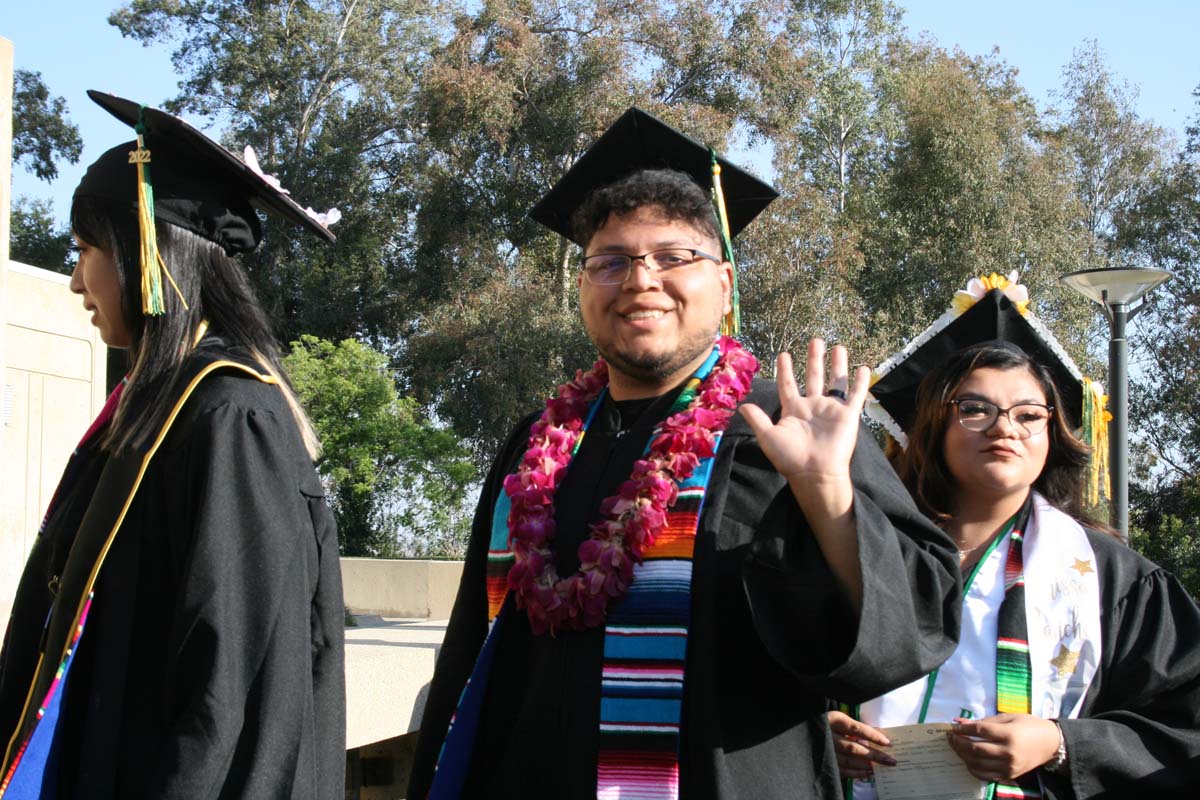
[130,128,165,316]
[158,250,189,311]
[1082,378,1112,507]
[129,119,188,315]
[710,151,739,337]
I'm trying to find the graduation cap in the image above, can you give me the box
[529,107,778,335]
[74,90,338,315]
[867,272,1110,503]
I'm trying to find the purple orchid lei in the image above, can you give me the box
[503,336,759,635]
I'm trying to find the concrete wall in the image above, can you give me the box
[1,37,12,396]
[1,39,107,624]
[341,559,465,798]
[1,262,109,624]
[340,558,464,619]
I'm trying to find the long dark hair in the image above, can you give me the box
[71,196,317,457]
[892,341,1092,524]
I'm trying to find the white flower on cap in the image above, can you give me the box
[243,146,291,195]
[304,207,342,228]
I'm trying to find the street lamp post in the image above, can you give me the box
[1061,267,1173,540]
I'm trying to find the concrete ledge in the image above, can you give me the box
[341,558,464,618]
[344,616,447,750]
[340,560,464,751]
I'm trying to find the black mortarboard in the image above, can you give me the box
[869,285,1087,439]
[529,107,777,336]
[75,91,335,255]
[868,274,1110,505]
[529,108,777,244]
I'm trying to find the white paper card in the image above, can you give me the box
[871,723,986,800]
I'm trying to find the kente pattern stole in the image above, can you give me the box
[430,351,723,800]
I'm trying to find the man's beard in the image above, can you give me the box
[595,329,717,390]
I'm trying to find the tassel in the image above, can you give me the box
[129,110,188,315]
[1082,378,1112,507]
[157,250,188,311]
[130,115,165,316]
[710,150,740,337]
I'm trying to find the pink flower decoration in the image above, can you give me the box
[504,338,759,634]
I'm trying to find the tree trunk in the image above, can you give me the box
[557,237,572,311]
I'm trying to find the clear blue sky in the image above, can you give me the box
[5,1,1199,226]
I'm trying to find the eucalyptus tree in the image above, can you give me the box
[9,196,74,273]
[110,0,452,344]
[399,0,777,461]
[285,335,476,556]
[1118,88,1200,486]
[854,43,1096,368]
[1051,40,1169,271]
[11,69,82,183]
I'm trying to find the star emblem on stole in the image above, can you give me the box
[1070,558,1094,576]
[1050,644,1081,679]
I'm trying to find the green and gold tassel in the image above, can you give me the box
[710,150,740,337]
[129,110,187,315]
[130,113,165,316]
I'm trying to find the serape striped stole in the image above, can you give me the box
[991,501,1040,800]
[595,457,713,800]
[431,367,722,800]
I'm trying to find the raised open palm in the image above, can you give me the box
[739,339,870,481]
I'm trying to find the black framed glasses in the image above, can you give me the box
[948,398,1054,438]
[581,248,720,285]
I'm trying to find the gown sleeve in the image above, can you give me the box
[1046,566,1200,797]
[145,399,343,798]
[406,414,536,799]
[739,421,962,701]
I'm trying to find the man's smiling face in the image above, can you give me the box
[578,204,732,399]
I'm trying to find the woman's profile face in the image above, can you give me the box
[69,234,133,348]
[942,366,1051,504]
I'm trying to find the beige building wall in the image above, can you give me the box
[1,37,12,400]
[1,262,109,624]
[1,35,109,627]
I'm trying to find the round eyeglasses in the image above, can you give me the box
[948,398,1053,438]
[581,248,720,285]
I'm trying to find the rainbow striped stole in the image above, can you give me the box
[992,501,1041,800]
[485,493,515,621]
[595,455,713,800]
[431,356,722,799]
[590,366,717,799]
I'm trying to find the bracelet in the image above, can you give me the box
[1043,720,1069,774]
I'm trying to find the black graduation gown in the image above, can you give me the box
[408,378,961,799]
[0,342,345,799]
[1039,530,1200,798]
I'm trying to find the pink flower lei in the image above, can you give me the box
[503,336,759,635]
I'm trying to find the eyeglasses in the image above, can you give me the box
[948,398,1054,438]
[581,248,720,285]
